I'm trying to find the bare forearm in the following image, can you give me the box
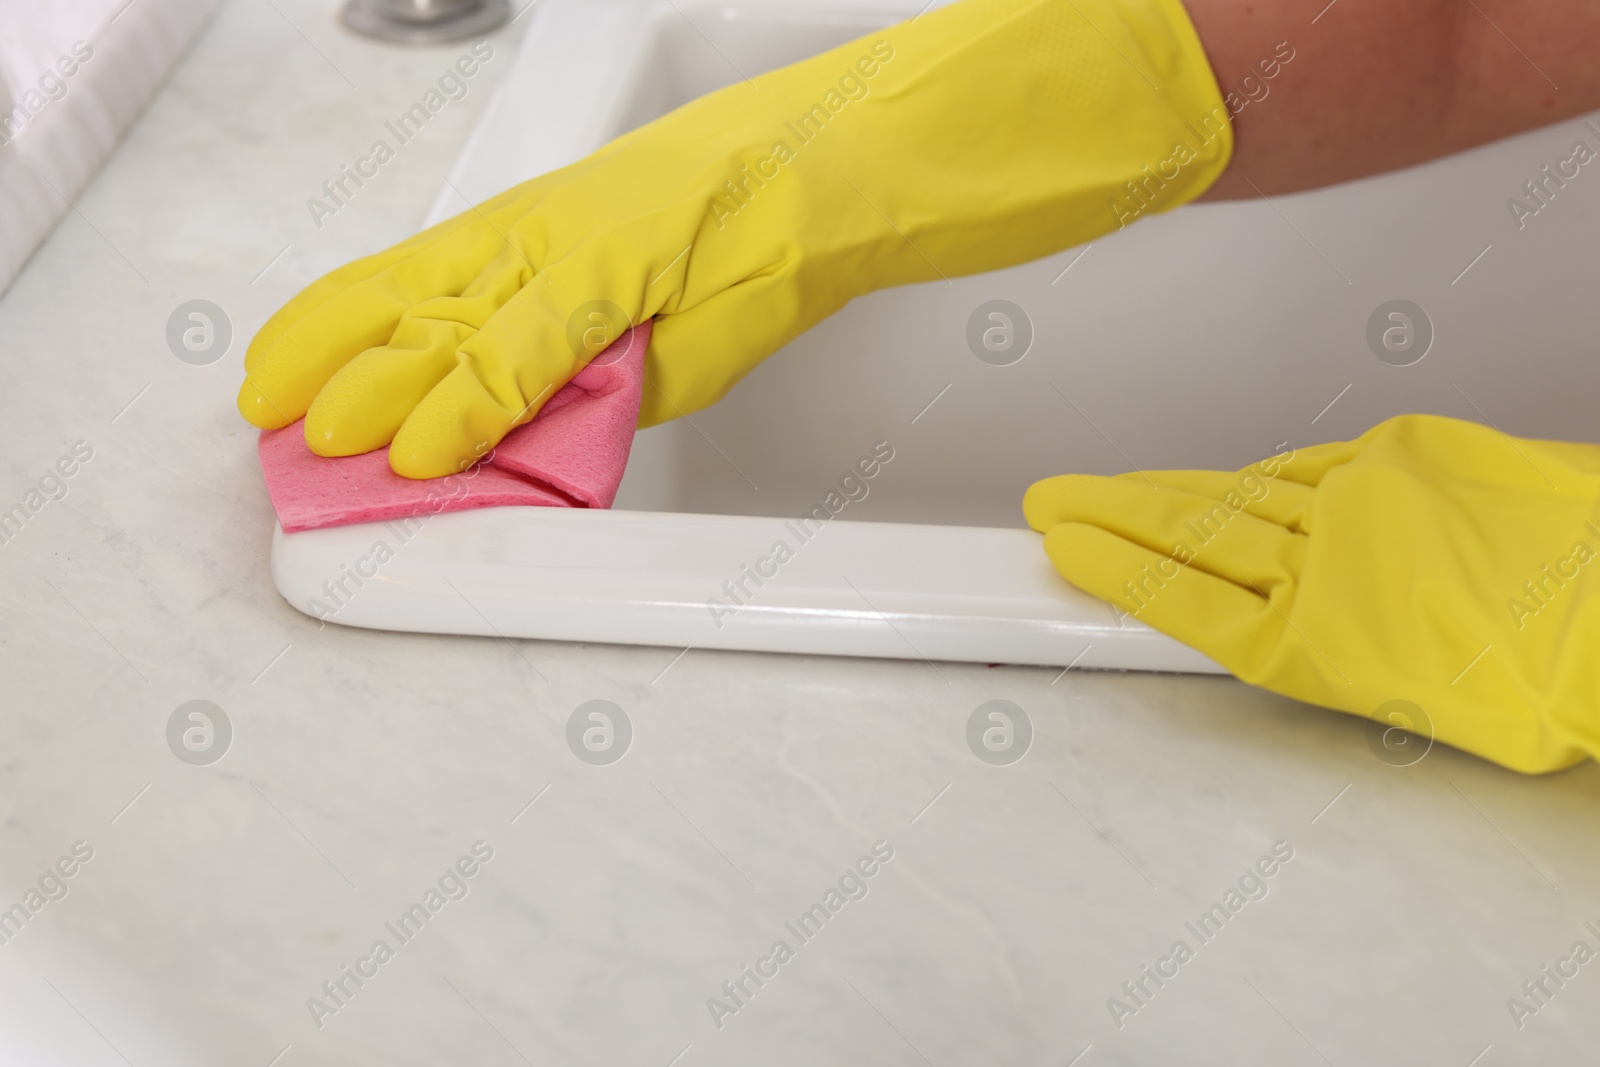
[1183,0,1600,198]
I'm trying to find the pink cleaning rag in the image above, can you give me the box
[258,322,649,533]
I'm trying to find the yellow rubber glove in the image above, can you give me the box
[1024,414,1600,774]
[239,0,1232,477]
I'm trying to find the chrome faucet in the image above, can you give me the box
[341,0,511,44]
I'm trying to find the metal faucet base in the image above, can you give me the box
[341,0,511,45]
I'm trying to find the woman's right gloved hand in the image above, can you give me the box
[238,0,1233,478]
[1025,415,1600,774]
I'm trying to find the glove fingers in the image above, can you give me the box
[379,264,792,476]
[301,312,482,459]
[1024,473,1306,596]
[238,213,529,429]
[303,254,534,456]
[382,257,632,478]
[369,194,729,476]
[1112,468,1314,532]
[247,245,426,368]
[245,213,490,371]
[247,181,550,363]
[388,359,519,479]
[1042,522,1283,678]
[1257,435,1365,488]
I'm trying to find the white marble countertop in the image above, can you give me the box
[3,2,1600,1064]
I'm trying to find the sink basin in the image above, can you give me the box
[273,0,1600,670]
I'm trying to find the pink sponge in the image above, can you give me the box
[258,322,649,533]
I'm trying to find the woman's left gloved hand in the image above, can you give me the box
[1025,414,1600,773]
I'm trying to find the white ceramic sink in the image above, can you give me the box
[273,0,1600,670]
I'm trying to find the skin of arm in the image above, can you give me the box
[1181,0,1600,198]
